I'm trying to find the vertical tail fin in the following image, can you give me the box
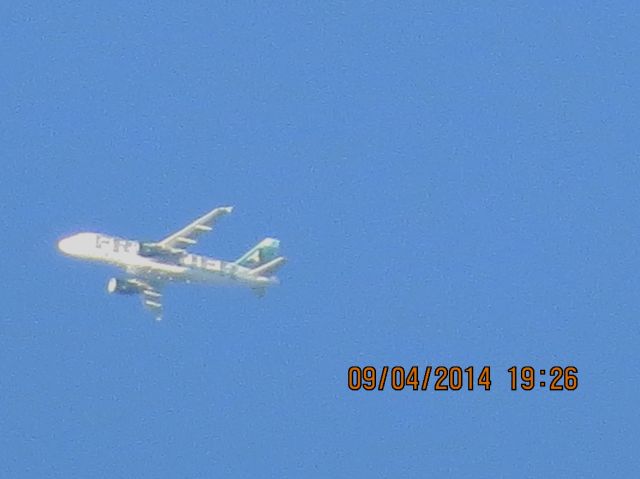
[235,238,280,268]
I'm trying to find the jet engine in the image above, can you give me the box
[138,242,183,260]
[107,278,142,295]
[138,242,168,257]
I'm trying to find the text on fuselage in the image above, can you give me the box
[95,235,137,253]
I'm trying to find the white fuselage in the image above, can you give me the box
[57,232,277,289]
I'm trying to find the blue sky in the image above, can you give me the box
[1,2,639,477]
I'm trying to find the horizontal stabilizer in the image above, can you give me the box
[249,256,287,277]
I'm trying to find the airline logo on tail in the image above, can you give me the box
[235,238,280,269]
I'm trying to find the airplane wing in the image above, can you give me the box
[157,206,234,252]
[109,277,164,320]
[140,283,163,320]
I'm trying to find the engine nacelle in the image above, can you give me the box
[138,242,184,260]
[107,278,142,295]
[138,242,168,258]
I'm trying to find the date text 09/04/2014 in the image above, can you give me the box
[347,366,578,392]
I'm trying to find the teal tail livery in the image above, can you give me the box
[235,238,280,269]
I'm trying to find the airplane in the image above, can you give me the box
[57,206,286,321]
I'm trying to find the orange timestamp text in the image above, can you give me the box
[348,365,579,392]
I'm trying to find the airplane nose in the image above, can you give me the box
[58,238,72,255]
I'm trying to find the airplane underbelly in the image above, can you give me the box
[118,255,261,288]
[124,258,187,280]
[183,269,242,286]
[126,265,239,287]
